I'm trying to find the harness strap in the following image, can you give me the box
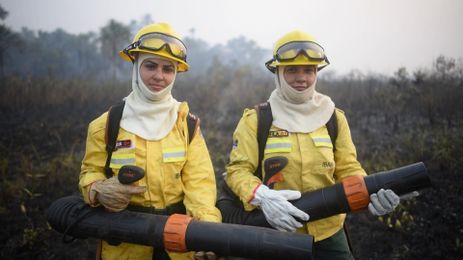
[255,102,274,180]
[186,112,199,144]
[104,102,198,179]
[326,111,338,151]
[104,101,125,179]
[255,102,338,178]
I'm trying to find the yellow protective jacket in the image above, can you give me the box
[79,102,221,260]
[226,108,366,242]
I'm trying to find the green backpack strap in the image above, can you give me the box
[103,102,198,179]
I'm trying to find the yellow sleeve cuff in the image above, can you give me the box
[79,172,106,203]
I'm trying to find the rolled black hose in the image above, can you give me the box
[47,196,313,259]
[219,162,432,226]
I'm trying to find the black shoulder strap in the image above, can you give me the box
[253,104,338,180]
[103,102,198,179]
[186,112,199,145]
[104,101,125,179]
[255,102,273,180]
[326,110,338,151]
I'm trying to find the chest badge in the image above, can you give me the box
[268,130,289,138]
[115,139,132,150]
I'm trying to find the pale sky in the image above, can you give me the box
[2,0,463,76]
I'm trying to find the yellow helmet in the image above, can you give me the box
[265,30,329,73]
[119,22,189,72]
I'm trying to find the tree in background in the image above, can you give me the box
[0,4,20,77]
[99,19,131,81]
[128,14,154,37]
[434,55,456,81]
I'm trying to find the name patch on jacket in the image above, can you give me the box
[115,139,133,150]
[268,130,289,138]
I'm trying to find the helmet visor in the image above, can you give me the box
[124,32,187,62]
[275,41,326,62]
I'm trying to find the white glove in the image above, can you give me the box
[368,189,400,216]
[250,184,309,232]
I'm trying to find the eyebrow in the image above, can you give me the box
[143,60,174,67]
[143,60,158,66]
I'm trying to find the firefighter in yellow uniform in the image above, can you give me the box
[225,30,401,259]
[79,23,221,260]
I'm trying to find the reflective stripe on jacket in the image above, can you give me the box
[226,108,366,242]
[79,102,221,259]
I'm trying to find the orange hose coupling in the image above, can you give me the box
[342,175,370,212]
[163,214,192,252]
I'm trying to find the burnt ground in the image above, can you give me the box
[1,101,462,260]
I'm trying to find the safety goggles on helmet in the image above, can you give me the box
[122,32,187,62]
[265,41,330,73]
[275,41,326,62]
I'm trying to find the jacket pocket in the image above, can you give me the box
[109,149,136,169]
[162,147,186,163]
[310,133,333,149]
[264,137,292,154]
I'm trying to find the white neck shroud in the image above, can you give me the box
[120,53,181,140]
[268,68,335,133]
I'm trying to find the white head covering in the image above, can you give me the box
[267,67,335,133]
[119,53,181,140]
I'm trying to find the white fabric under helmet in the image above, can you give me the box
[119,53,181,140]
[268,67,335,133]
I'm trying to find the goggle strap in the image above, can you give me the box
[124,41,140,52]
[317,56,330,71]
[265,59,276,73]
[325,56,330,65]
[122,42,139,63]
